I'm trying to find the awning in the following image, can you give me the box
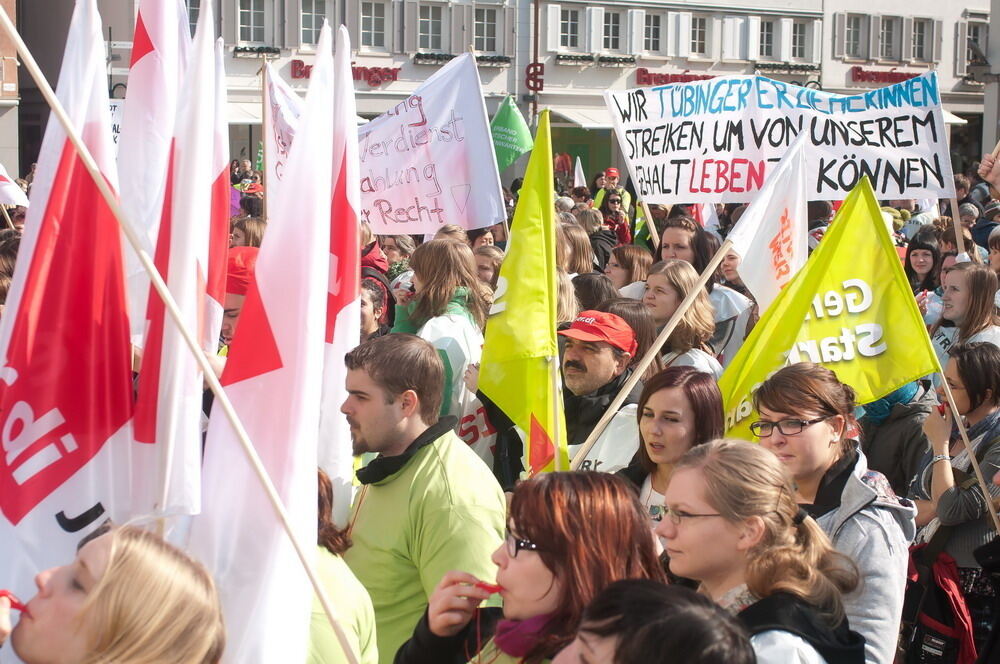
[226,100,367,125]
[943,109,967,125]
[551,106,614,129]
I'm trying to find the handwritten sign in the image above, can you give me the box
[605,73,956,204]
[109,100,124,156]
[358,54,505,234]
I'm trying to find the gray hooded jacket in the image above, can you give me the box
[815,449,917,664]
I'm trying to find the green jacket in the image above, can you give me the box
[343,418,506,664]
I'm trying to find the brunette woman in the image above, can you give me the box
[904,231,942,294]
[929,262,1000,380]
[605,244,653,299]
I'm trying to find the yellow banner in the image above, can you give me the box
[720,177,941,439]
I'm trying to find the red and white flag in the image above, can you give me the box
[131,0,218,519]
[0,162,28,207]
[262,60,304,188]
[726,133,808,312]
[188,23,336,663]
[117,0,189,344]
[692,202,721,238]
[318,25,361,527]
[204,36,230,349]
[0,0,133,600]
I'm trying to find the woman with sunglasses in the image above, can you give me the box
[599,193,631,245]
[393,472,665,664]
[752,363,916,664]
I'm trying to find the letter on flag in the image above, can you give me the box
[0,0,133,599]
[262,60,304,186]
[490,95,533,174]
[719,177,940,439]
[725,133,808,312]
[479,109,569,475]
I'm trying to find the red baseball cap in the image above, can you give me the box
[558,310,637,355]
[605,167,620,178]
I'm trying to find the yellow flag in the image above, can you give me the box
[720,177,941,439]
[479,110,569,474]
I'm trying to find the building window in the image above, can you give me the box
[791,21,807,59]
[644,14,660,52]
[691,16,707,55]
[969,23,989,64]
[759,19,774,58]
[560,8,579,49]
[418,5,443,51]
[238,0,265,43]
[301,0,326,45]
[475,8,497,52]
[186,0,200,36]
[603,12,621,50]
[845,14,863,58]
[361,1,385,49]
[912,18,930,61]
[880,17,900,59]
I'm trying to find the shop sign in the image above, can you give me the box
[849,66,920,84]
[636,68,714,86]
[289,59,401,86]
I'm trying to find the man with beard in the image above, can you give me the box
[340,333,505,664]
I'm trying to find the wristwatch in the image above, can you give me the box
[930,454,952,466]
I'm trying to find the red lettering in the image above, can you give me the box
[746,160,766,191]
[290,59,306,78]
[714,160,730,193]
[730,158,747,193]
[458,413,480,445]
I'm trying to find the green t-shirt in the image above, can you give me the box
[307,548,378,664]
[343,431,506,664]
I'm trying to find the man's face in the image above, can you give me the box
[561,338,629,396]
[12,206,26,230]
[220,292,246,345]
[240,159,252,172]
[605,175,619,189]
[341,368,406,456]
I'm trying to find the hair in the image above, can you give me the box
[934,262,1000,340]
[466,227,494,248]
[645,260,715,353]
[317,469,351,555]
[904,232,941,292]
[562,223,595,274]
[557,269,580,324]
[597,298,663,380]
[589,171,605,193]
[378,234,416,260]
[611,245,652,285]
[948,343,1000,413]
[555,196,575,213]
[239,196,263,218]
[344,334,444,423]
[361,277,387,312]
[955,173,971,193]
[990,225,1000,259]
[434,224,468,243]
[557,211,578,227]
[0,233,19,277]
[676,440,859,625]
[599,192,627,219]
[473,244,505,289]
[577,208,605,235]
[508,472,666,662]
[807,200,834,223]
[937,225,982,263]
[635,366,723,474]
[753,363,857,456]
[579,580,754,664]
[79,526,225,664]
[572,273,618,311]
[408,239,490,329]
[570,186,592,201]
[233,216,266,248]
[658,217,720,289]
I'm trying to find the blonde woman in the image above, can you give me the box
[2,526,224,663]
[561,222,597,276]
[656,440,865,664]
[642,260,721,379]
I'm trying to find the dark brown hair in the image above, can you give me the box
[635,366,723,474]
[343,334,443,423]
[233,216,266,248]
[597,298,663,380]
[508,472,666,662]
[948,342,1000,412]
[611,245,653,284]
[317,469,351,555]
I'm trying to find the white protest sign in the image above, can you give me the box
[358,53,505,234]
[605,73,956,204]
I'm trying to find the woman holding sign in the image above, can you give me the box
[751,364,915,664]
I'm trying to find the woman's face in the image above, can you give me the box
[989,245,1000,274]
[475,255,496,285]
[640,387,698,467]
[231,227,247,248]
[720,252,741,283]
[756,405,843,486]
[595,174,606,189]
[909,249,934,277]
[939,358,973,417]
[941,269,972,325]
[12,533,113,663]
[642,274,681,326]
[491,523,562,621]
[654,468,749,590]
[604,256,629,289]
[471,231,494,250]
[660,228,696,265]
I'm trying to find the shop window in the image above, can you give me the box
[475,8,497,53]
[968,22,989,63]
[361,1,386,49]
[691,16,707,56]
[644,14,660,52]
[419,5,443,51]
[560,8,579,49]
[301,0,326,45]
[603,11,621,51]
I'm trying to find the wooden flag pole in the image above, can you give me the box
[0,205,15,230]
[570,240,731,469]
[0,8,359,663]
[640,200,660,251]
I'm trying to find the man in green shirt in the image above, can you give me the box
[341,334,506,664]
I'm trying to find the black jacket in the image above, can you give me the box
[738,593,866,664]
[394,608,502,664]
[589,229,617,271]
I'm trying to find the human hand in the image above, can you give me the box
[463,364,480,394]
[0,595,11,648]
[915,290,929,316]
[426,571,492,638]
[923,401,953,452]
[979,154,1000,189]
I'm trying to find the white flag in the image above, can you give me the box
[574,156,586,189]
[188,23,335,664]
[262,61,304,187]
[726,133,808,313]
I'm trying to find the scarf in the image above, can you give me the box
[493,613,554,658]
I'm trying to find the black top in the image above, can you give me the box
[394,608,502,664]
[801,448,858,520]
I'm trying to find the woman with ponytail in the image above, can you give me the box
[753,364,915,664]
[656,440,865,664]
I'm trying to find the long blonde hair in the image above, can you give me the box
[676,440,858,625]
[557,269,580,324]
[646,260,715,353]
[409,239,490,328]
[81,526,225,663]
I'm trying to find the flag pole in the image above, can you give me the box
[0,205,14,230]
[260,61,269,223]
[570,240,731,469]
[938,377,1000,536]
[0,9,360,663]
[639,200,660,251]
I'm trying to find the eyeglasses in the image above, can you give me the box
[659,507,723,526]
[505,528,541,558]
[749,416,829,437]
[608,199,622,204]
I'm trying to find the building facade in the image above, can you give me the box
[14,0,991,183]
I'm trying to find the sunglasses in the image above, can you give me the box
[608,199,621,204]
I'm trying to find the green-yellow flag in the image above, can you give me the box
[479,109,568,474]
[720,177,941,439]
[490,95,534,174]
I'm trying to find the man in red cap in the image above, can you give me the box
[558,310,642,472]
[593,166,632,214]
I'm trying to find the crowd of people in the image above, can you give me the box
[3,153,1000,664]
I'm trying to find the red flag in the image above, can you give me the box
[0,0,133,597]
